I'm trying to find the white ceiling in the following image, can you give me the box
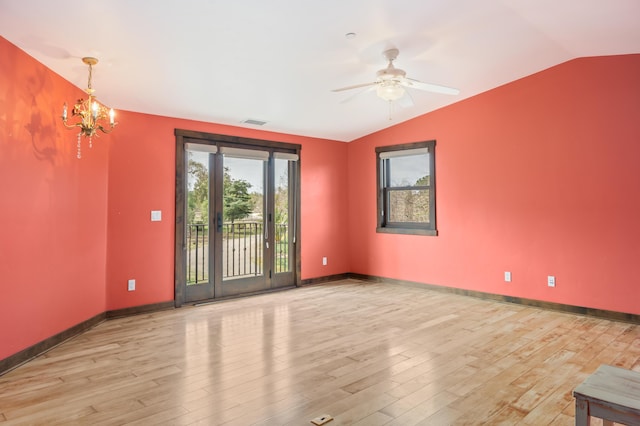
[2,0,639,142]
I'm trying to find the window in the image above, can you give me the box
[376,141,436,235]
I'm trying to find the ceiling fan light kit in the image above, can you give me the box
[376,82,406,101]
[333,47,459,106]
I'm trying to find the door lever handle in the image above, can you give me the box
[217,212,223,232]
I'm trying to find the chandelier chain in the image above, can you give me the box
[87,63,93,91]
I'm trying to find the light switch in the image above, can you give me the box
[151,210,162,222]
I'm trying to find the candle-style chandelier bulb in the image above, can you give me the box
[61,57,117,158]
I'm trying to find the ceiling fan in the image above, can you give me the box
[332,48,459,105]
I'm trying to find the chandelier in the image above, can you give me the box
[61,57,116,158]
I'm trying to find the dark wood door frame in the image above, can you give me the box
[174,129,301,307]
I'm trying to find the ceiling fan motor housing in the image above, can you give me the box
[376,49,407,100]
[378,48,406,82]
[377,67,406,81]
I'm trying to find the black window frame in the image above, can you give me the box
[376,140,437,236]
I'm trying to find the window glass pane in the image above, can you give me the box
[186,150,210,285]
[388,154,430,187]
[274,159,291,273]
[222,156,264,280]
[388,189,430,223]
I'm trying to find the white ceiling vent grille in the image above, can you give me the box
[242,119,267,126]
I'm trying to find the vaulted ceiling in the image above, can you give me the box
[2,0,639,141]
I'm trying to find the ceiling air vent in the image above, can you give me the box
[242,119,267,126]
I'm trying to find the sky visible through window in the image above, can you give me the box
[187,151,264,192]
[389,154,429,186]
[224,157,264,193]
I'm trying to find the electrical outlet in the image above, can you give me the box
[128,279,136,291]
[504,271,512,282]
[322,257,327,266]
[547,276,556,287]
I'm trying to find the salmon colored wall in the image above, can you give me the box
[347,54,640,315]
[3,31,637,365]
[299,133,349,277]
[1,35,348,361]
[105,113,349,310]
[0,37,109,360]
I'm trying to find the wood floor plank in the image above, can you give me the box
[385,390,461,426]
[483,404,528,425]
[352,410,394,426]
[1,279,638,425]
[418,405,464,425]
[252,388,352,426]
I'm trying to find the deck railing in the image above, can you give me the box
[187,223,210,284]
[187,221,289,284]
[223,222,263,279]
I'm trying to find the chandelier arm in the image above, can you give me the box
[96,124,115,134]
[62,120,85,130]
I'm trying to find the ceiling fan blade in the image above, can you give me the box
[402,78,460,95]
[340,85,377,104]
[396,90,414,108]
[332,82,377,92]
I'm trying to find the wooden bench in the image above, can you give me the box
[573,364,640,425]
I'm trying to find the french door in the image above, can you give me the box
[174,130,300,305]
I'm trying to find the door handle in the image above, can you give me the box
[217,212,222,232]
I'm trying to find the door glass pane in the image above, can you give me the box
[274,158,290,273]
[222,157,264,280]
[186,151,210,285]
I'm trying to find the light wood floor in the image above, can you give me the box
[1,280,639,425]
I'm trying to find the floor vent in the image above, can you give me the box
[310,414,333,425]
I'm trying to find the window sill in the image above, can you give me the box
[376,227,438,236]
